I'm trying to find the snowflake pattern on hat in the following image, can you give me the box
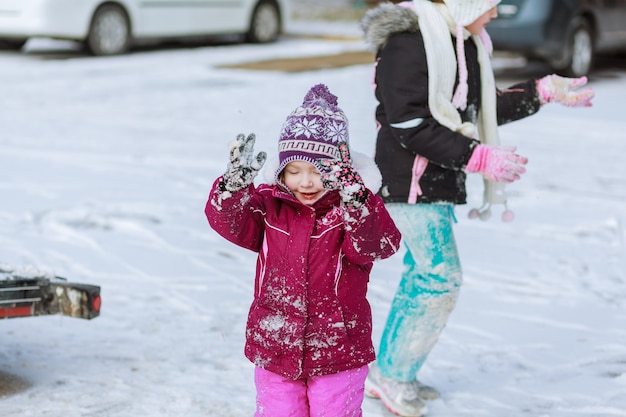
[276,84,349,181]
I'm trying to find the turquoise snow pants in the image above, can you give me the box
[377,203,463,382]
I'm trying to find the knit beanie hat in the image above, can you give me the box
[442,0,501,109]
[276,84,348,181]
[443,0,499,26]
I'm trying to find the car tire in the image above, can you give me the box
[0,38,27,50]
[551,18,594,78]
[85,4,131,56]
[246,0,281,43]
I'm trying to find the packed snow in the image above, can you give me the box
[1,18,625,417]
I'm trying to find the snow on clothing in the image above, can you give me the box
[254,365,368,416]
[360,2,544,383]
[205,160,401,381]
[362,3,541,205]
[377,203,461,381]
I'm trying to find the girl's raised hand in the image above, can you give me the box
[319,142,368,209]
[222,133,267,192]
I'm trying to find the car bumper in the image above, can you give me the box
[0,0,93,40]
[0,277,101,320]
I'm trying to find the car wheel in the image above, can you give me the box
[551,19,594,77]
[0,38,27,50]
[85,4,131,56]
[246,0,281,43]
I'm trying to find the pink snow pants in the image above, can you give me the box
[254,365,368,416]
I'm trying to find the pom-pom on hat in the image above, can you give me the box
[276,84,348,181]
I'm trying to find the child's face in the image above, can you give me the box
[466,7,498,35]
[282,161,325,205]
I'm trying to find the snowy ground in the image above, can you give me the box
[1,19,625,417]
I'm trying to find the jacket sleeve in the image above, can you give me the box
[205,177,265,253]
[496,79,542,125]
[375,31,476,169]
[341,192,401,265]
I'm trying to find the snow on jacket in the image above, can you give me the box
[205,155,401,380]
[361,3,542,204]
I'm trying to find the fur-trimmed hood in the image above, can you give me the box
[361,2,419,52]
[262,150,382,195]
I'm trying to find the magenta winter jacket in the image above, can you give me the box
[205,176,400,380]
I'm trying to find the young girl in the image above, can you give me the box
[205,84,401,416]
[360,1,594,416]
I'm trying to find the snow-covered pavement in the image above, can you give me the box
[1,27,625,417]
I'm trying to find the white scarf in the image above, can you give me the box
[412,0,507,218]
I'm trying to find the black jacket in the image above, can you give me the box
[362,4,541,204]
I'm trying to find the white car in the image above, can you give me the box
[0,0,289,55]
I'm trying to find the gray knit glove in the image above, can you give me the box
[319,142,368,209]
[221,133,267,192]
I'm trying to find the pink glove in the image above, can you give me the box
[536,74,594,107]
[466,144,528,183]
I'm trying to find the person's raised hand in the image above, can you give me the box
[536,74,594,107]
[221,133,266,192]
[319,142,368,209]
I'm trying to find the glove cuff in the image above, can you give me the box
[466,144,488,173]
[536,76,552,105]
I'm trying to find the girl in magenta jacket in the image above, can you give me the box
[205,84,401,416]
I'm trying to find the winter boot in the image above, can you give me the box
[364,364,428,417]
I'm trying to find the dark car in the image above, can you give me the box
[487,0,626,77]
